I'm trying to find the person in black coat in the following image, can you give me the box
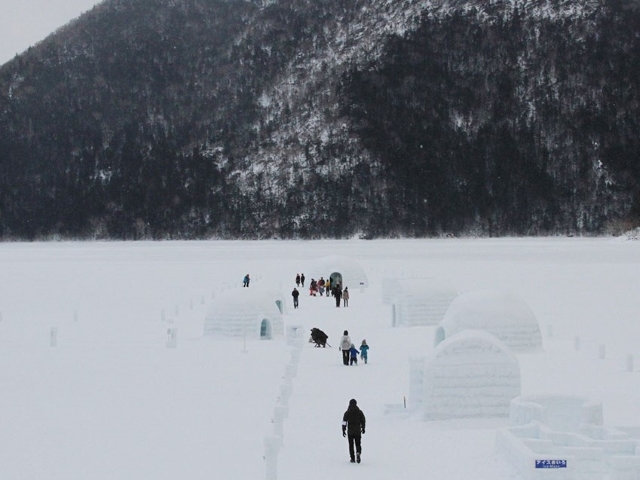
[291,287,300,308]
[310,327,328,347]
[334,284,342,307]
[342,398,366,463]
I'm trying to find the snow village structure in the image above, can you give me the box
[305,255,369,290]
[434,289,543,353]
[203,288,284,339]
[497,395,640,480]
[382,278,458,327]
[409,330,522,420]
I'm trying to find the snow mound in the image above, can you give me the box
[203,288,284,339]
[435,289,542,352]
[386,278,459,327]
[421,330,521,420]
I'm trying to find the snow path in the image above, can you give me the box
[277,287,521,479]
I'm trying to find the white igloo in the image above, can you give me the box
[381,278,402,304]
[304,255,368,290]
[203,288,284,339]
[435,290,542,353]
[422,330,521,420]
[388,279,459,327]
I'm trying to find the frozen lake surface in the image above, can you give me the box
[1,238,639,479]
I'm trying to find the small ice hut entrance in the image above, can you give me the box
[329,272,343,287]
[260,318,272,339]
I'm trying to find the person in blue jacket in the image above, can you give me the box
[349,343,360,366]
[359,340,369,364]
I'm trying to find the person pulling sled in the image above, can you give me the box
[310,328,329,347]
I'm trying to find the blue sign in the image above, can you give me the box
[535,460,567,469]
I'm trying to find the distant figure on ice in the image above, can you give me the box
[300,273,305,287]
[339,330,351,365]
[292,287,299,308]
[342,398,366,464]
[360,340,369,364]
[334,284,342,307]
[349,343,359,365]
[343,287,350,307]
[309,278,318,296]
[243,274,250,287]
[295,273,301,287]
[318,277,325,296]
[325,277,331,296]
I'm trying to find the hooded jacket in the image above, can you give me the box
[342,400,366,435]
[340,334,352,350]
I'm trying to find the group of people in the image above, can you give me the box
[293,273,365,464]
[308,276,330,297]
[242,271,366,463]
[291,274,350,308]
[339,330,369,366]
[339,330,368,463]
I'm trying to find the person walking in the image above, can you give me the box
[295,273,301,287]
[334,284,342,307]
[349,343,359,366]
[339,330,351,366]
[243,274,250,287]
[360,339,369,364]
[343,287,350,307]
[342,399,366,463]
[300,273,305,287]
[291,287,299,309]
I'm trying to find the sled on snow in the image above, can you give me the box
[310,328,330,348]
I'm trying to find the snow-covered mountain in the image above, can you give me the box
[1,0,639,239]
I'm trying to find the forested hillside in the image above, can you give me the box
[1,0,639,239]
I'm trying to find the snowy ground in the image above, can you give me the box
[1,238,639,479]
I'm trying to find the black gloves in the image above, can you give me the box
[361,428,365,435]
[342,427,346,437]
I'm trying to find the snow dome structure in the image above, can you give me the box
[305,255,368,289]
[387,279,459,327]
[421,330,521,420]
[434,290,542,353]
[381,277,402,305]
[203,288,284,339]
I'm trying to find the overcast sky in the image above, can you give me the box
[0,0,103,66]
